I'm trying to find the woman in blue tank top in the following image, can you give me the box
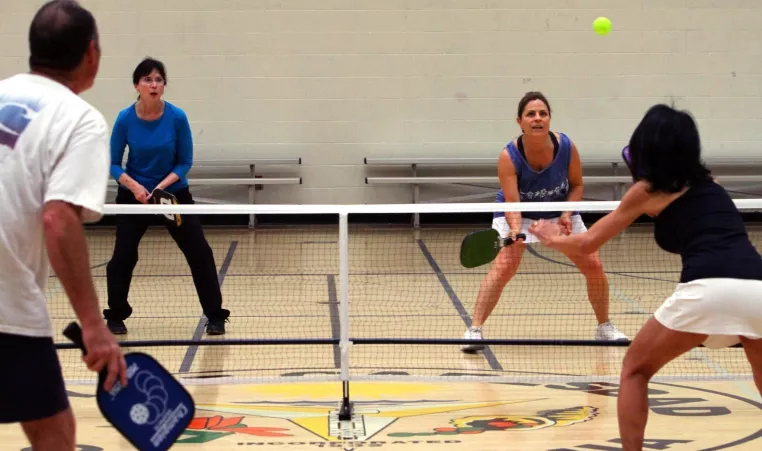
[461,92,626,352]
[530,104,762,449]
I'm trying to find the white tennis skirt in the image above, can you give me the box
[492,214,587,244]
[654,278,762,348]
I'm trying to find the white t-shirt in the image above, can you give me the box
[0,73,110,338]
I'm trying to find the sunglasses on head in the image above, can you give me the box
[622,146,632,169]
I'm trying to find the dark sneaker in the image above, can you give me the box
[107,318,127,335]
[206,318,226,335]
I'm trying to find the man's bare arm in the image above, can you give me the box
[42,200,103,329]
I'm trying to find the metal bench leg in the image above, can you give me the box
[249,164,256,229]
[412,164,420,229]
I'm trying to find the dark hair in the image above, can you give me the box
[517,91,551,118]
[132,57,167,85]
[627,104,712,193]
[28,0,98,72]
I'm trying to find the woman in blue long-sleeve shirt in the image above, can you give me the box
[103,58,229,335]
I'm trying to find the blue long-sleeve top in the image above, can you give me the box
[109,101,192,193]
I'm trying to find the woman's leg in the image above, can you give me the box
[740,336,762,396]
[165,188,229,334]
[104,188,149,334]
[471,244,525,328]
[462,217,525,352]
[618,317,707,450]
[563,249,626,340]
[563,249,609,324]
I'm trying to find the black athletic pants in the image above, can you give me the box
[103,187,228,322]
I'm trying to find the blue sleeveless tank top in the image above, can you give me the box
[494,132,575,220]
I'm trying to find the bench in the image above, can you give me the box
[364,156,762,227]
[108,158,302,227]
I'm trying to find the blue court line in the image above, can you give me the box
[326,274,341,368]
[178,240,238,374]
[417,239,503,371]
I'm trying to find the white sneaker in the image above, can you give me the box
[461,326,485,352]
[595,321,628,341]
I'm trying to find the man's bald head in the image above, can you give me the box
[29,0,99,72]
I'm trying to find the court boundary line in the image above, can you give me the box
[178,240,238,373]
[417,239,503,370]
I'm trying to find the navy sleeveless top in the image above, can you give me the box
[654,180,762,283]
[494,132,575,220]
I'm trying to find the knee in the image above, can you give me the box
[620,368,654,388]
[24,408,75,449]
[621,355,655,383]
[182,236,214,259]
[109,243,139,265]
[488,252,521,284]
[579,255,605,278]
[176,223,211,249]
[107,253,137,272]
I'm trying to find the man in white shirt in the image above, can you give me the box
[0,1,127,449]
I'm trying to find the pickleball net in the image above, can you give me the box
[49,200,762,386]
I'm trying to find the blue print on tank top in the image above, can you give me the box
[494,132,574,220]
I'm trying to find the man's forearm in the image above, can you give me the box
[43,203,103,328]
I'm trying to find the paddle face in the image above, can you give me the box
[460,229,501,268]
[62,322,194,451]
[97,352,194,451]
[460,229,527,268]
[151,188,182,227]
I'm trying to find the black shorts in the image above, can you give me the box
[0,332,69,423]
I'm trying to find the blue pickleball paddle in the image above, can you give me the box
[63,322,195,450]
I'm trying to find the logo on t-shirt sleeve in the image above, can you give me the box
[0,98,42,150]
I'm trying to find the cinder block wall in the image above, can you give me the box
[2,1,760,204]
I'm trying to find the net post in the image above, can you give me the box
[338,211,352,421]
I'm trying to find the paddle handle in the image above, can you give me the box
[63,321,88,356]
[503,233,526,246]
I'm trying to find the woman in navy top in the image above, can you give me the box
[530,104,762,449]
[461,92,626,352]
[103,58,230,335]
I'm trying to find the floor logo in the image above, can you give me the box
[183,379,762,449]
[179,415,292,443]
[388,406,598,437]
[195,398,527,442]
